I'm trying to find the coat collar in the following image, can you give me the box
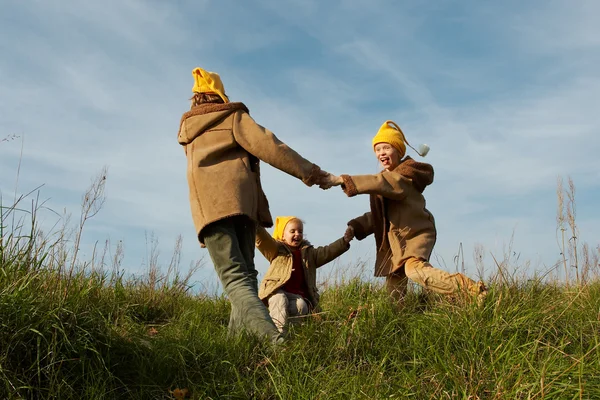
[178,102,249,133]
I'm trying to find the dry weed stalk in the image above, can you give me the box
[555,175,592,287]
[473,243,485,280]
[61,166,108,299]
[579,243,600,285]
[166,234,183,289]
[581,243,590,284]
[112,239,125,279]
[453,242,465,275]
[141,232,201,298]
[488,230,528,287]
[556,176,569,286]
[145,232,160,291]
[566,177,579,285]
[70,166,108,274]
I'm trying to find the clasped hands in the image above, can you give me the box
[317,170,343,190]
[343,225,355,243]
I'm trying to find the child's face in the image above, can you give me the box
[282,220,304,248]
[375,142,401,171]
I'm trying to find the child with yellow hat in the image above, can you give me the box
[321,120,487,304]
[256,216,353,333]
[178,67,335,343]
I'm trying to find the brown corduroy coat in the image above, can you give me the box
[177,102,322,243]
[256,226,349,310]
[342,157,436,277]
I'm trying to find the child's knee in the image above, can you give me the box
[268,291,287,309]
[296,298,309,315]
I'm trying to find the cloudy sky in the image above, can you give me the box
[1,0,599,291]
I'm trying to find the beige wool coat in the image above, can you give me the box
[342,157,436,277]
[256,226,349,309]
[177,102,322,243]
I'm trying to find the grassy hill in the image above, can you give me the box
[2,234,599,399]
[1,174,599,399]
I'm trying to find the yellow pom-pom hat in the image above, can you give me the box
[191,67,229,103]
[372,120,407,158]
[372,120,430,157]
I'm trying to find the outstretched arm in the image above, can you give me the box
[255,225,280,262]
[232,112,325,186]
[313,237,350,268]
[340,170,410,201]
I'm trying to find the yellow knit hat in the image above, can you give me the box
[372,120,430,157]
[272,216,300,241]
[372,120,407,158]
[191,67,229,103]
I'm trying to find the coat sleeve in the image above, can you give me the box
[255,225,280,262]
[232,111,322,186]
[340,171,410,201]
[312,238,350,268]
[347,212,374,241]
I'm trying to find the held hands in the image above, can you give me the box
[318,171,343,190]
[343,225,355,243]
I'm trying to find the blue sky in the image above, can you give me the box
[1,0,599,291]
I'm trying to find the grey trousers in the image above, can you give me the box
[202,216,280,341]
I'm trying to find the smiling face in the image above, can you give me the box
[374,142,401,171]
[282,219,304,248]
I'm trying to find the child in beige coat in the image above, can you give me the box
[321,120,487,304]
[256,216,352,332]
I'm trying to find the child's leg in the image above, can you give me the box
[286,293,309,329]
[203,216,280,341]
[385,269,408,303]
[404,257,484,296]
[286,292,309,316]
[268,290,289,333]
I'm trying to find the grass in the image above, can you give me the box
[1,173,599,399]
[2,237,600,399]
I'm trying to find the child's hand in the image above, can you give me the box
[343,225,355,243]
[319,173,343,190]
